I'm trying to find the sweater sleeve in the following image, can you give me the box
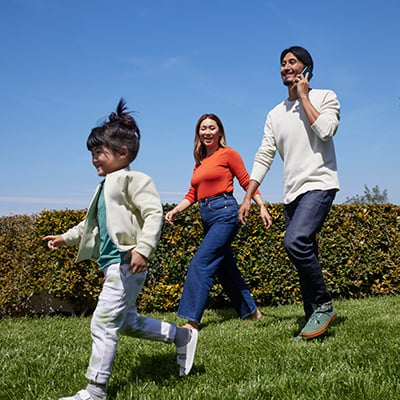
[250,113,277,184]
[126,174,163,258]
[183,166,198,204]
[311,90,340,141]
[227,148,249,189]
[61,220,86,247]
[183,186,197,204]
[227,148,260,195]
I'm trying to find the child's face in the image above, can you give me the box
[91,146,129,176]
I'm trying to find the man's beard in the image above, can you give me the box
[283,79,294,87]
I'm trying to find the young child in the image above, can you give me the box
[43,99,198,400]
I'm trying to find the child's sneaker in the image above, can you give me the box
[300,302,337,339]
[59,388,106,400]
[176,328,198,376]
[59,389,94,400]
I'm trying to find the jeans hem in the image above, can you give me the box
[240,308,257,319]
[177,313,200,323]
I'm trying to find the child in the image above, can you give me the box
[43,99,198,400]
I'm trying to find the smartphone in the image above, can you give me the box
[301,66,313,81]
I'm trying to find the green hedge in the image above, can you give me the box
[0,204,399,317]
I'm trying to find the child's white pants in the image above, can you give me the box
[85,262,177,384]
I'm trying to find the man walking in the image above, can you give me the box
[239,46,340,339]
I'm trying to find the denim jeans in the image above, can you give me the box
[85,262,176,385]
[283,190,336,319]
[178,194,257,323]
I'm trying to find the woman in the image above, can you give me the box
[165,114,272,330]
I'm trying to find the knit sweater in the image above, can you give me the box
[250,89,340,204]
[184,147,257,204]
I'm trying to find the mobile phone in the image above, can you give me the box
[301,66,313,81]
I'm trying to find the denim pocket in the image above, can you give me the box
[207,197,228,211]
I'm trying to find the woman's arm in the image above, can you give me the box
[165,198,192,224]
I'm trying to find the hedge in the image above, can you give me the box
[0,203,399,317]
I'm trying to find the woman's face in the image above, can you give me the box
[198,118,222,154]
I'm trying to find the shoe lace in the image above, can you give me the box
[308,305,331,325]
[308,311,323,325]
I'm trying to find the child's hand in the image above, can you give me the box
[43,235,65,250]
[125,250,148,274]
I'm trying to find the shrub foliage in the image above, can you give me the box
[0,204,399,317]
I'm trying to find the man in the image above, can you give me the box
[239,46,340,340]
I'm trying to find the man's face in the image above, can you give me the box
[280,52,305,87]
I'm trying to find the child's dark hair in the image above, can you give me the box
[87,98,141,163]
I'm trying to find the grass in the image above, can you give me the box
[0,295,399,400]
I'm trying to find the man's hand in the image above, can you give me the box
[260,205,273,229]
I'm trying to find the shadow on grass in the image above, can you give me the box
[107,352,206,398]
[202,308,238,328]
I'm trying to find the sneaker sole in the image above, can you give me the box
[300,310,337,339]
[177,328,198,376]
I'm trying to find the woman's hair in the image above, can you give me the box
[193,113,227,166]
[280,46,314,71]
[87,98,141,163]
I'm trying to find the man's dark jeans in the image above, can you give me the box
[284,189,336,319]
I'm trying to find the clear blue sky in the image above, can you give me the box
[1,0,399,216]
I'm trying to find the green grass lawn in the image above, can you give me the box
[1,295,399,400]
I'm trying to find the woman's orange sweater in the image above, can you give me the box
[184,147,259,204]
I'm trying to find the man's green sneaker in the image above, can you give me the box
[289,333,306,341]
[300,302,337,339]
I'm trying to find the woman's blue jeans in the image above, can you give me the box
[178,194,257,323]
[284,189,336,319]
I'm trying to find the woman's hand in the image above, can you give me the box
[165,208,180,224]
[165,199,191,224]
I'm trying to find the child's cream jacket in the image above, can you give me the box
[61,167,163,263]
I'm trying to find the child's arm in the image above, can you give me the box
[125,173,164,273]
[43,220,85,250]
[42,234,66,250]
[124,250,148,274]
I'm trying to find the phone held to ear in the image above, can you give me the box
[301,66,313,81]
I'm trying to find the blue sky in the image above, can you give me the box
[1,0,399,216]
